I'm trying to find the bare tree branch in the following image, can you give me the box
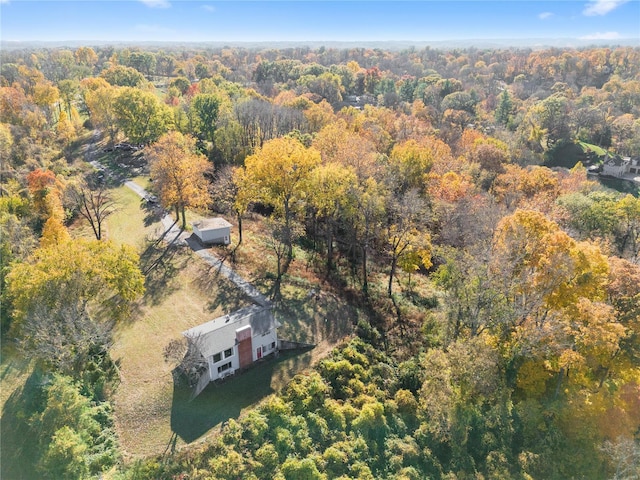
[69,181,117,240]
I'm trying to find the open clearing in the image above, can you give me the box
[1,172,358,462]
[106,183,358,458]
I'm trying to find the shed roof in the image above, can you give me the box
[192,217,232,231]
[182,305,278,359]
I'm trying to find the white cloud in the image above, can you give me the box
[202,5,215,12]
[0,0,11,4]
[583,0,629,16]
[579,31,622,39]
[139,0,171,9]
[538,12,554,20]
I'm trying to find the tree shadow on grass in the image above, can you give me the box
[202,277,251,313]
[1,369,46,480]
[191,263,253,314]
[274,287,357,347]
[169,349,313,444]
[141,202,165,228]
[139,239,189,308]
[184,236,269,312]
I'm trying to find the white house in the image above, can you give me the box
[602,154,640,178]
[183,305,279,397]
[192,218,232,245]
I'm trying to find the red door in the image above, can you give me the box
[257,346,262,359]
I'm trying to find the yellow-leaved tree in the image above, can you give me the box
[147,131,212,230]
[307,162,358,273]
[312,120,378,179]
[6,238,145,375]
[83,84,120,143]
[385,190,432,298]
[240,136,321,260]
[490,210,634,402]
[492,209,609,331]
[388,139,436,193]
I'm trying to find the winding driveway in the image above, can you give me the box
[86,142,270,307]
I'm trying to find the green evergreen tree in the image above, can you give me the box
[495,89,513,126]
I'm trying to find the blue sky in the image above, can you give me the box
[1,0,639,43]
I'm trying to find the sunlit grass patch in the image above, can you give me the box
[105,184,164,250]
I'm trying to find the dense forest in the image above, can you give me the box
[1,43,639,479]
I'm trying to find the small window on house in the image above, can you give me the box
[213,353,222,363]
[224,348,233,358]
[217,362,232,373]
[271,342,276,350]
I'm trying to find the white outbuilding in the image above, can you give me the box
[192,218,232,245]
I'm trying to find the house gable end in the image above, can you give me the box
[183,305,277,360]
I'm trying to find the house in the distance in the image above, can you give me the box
[602,154,640,178]
[183,304,279,397]
[192,217,232,245]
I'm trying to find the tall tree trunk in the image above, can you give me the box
[362,244,369,297]
[180,205,187,231]
[86,212,100,241]
[554,367,566,399]
[388,256,397,298]
[284,199,294,260]
[326,225,334,274]
[231,211,243,262]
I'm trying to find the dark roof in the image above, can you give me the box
[605,154,629,167]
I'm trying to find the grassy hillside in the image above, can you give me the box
[104,187,359,458]
[545,141,607,169]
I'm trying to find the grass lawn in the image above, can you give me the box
[110,246,253,458]
[111,238,359,459]
[130,175,153,191]
[0,348,32,411]
[107,197,358,458]
[0,355,41,480]
[578,141,607,157]
[105,182,166,250]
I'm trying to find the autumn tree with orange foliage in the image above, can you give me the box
[147,131,211,230]
[312,120,378,179]
[491,164,560,211]
[26,168,67,245]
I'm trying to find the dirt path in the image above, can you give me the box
[86,140,267,306]
[87,142,355,457]
[185,238,271,307]
[110,164,271,307]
